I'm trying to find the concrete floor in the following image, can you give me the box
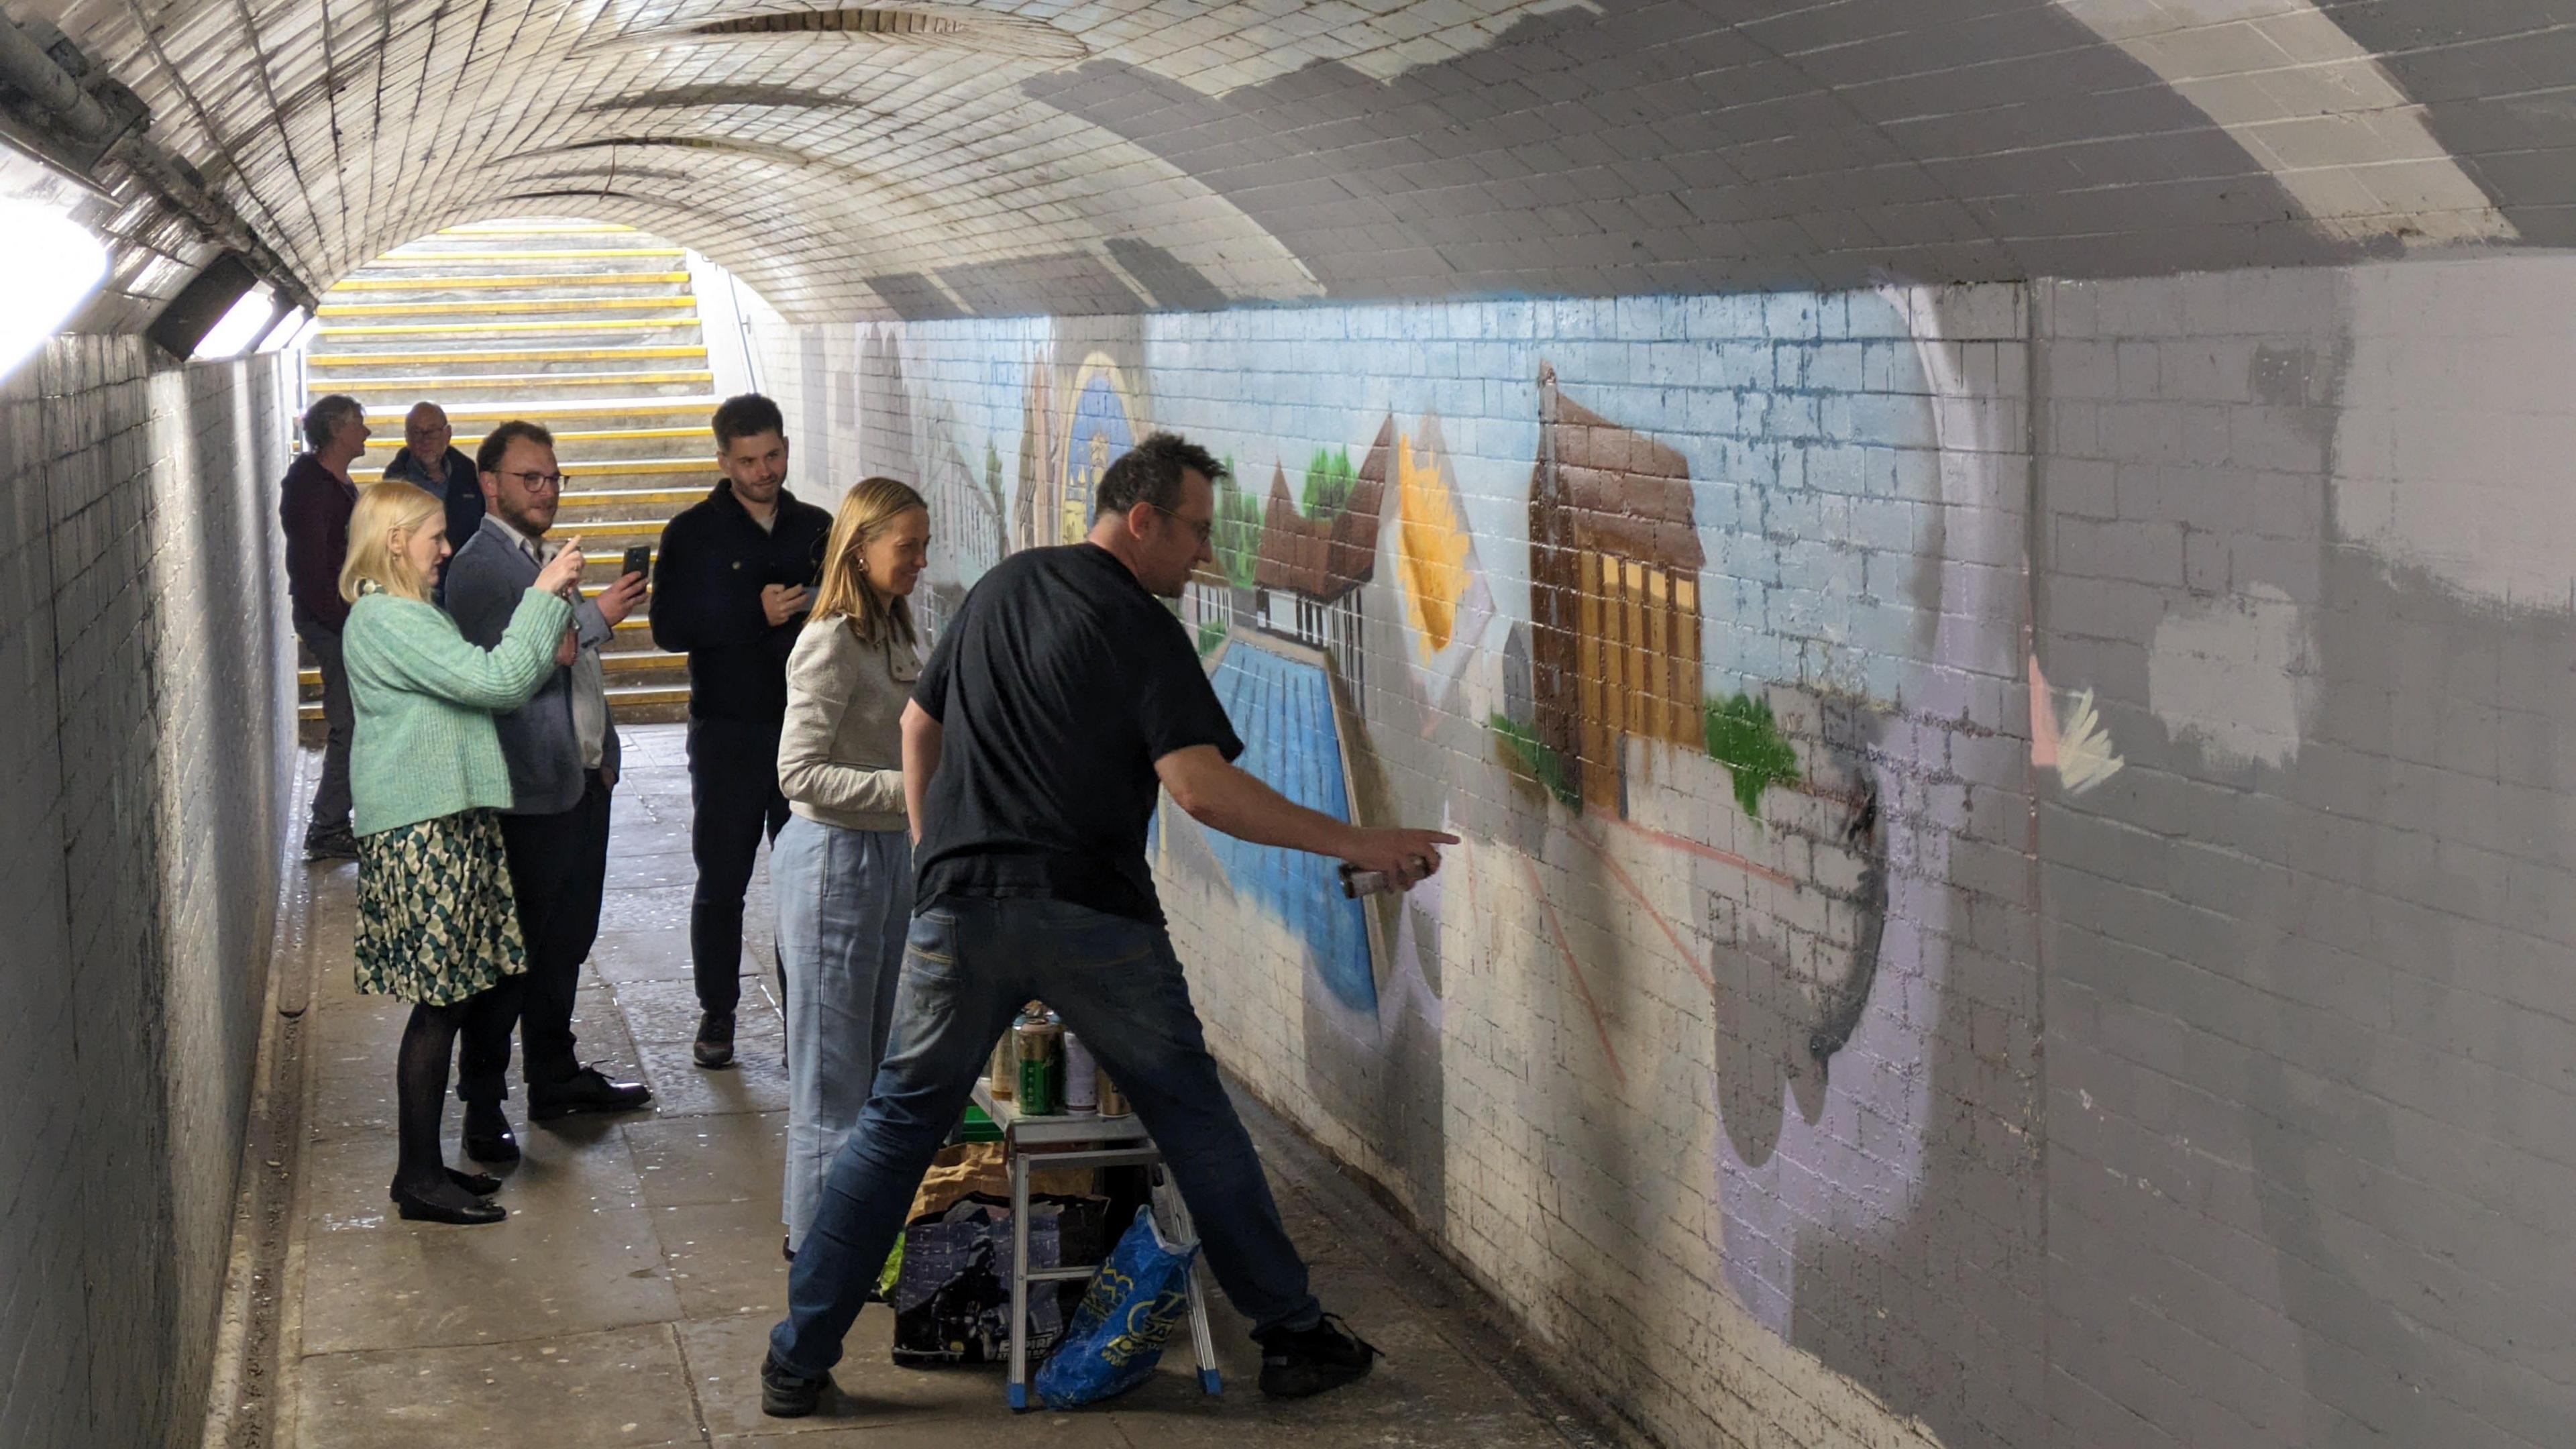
[274,724,1600,1448]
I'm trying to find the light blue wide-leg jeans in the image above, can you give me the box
[771,814,912,1252]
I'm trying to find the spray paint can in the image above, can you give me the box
[1062,1031,1099,1114]
[987,1030,1016,1099]
[1014,1004,1063,1116]
[1095,1067,1129,1118]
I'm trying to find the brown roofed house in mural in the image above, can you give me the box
[1254,415,1391,695]
[1527,364,1706,808]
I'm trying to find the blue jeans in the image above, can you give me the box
[772,815,912,1252]
[769,896,1324,1375]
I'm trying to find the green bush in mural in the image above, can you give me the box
[1301,445,1356,518]
[1196,618,1228,657]
[1212,461,1263,589]
[1489,714,1578,808]
[1703,692,1801,818]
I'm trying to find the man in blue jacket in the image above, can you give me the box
[443,419,654,1163]
[380,400,484,604]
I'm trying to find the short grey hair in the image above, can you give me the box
[303,394,364,450]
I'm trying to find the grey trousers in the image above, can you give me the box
[297,610,353,839]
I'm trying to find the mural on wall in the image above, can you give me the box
[1196,631,1378,1013]
[2028,655,2125,794]
[858,299,2020,1449]
[1061,353,1141,544]
[1390,413,1495,722]
[1522,364,1707,811]
[1012,349,1060,552]
[1253,418,1388,700]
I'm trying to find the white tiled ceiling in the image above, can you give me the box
[13,0,2576,325]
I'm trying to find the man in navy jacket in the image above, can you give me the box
[650,394,832,1070]
[380,400,484,601]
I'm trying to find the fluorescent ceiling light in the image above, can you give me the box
[193,283,277,359]
[0,195,108,381]
[254,305,311,353]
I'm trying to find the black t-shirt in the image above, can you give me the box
[912,543,1242,922]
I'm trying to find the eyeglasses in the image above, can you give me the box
[1148,502,1214,545]
[494,469,566,493]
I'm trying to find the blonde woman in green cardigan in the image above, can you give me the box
[339,480,587,1225]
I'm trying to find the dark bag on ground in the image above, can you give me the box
[888,1192,1109,1367]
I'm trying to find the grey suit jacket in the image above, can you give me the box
[443,517,621,814]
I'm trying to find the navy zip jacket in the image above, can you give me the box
[380,444,485,604]
[649,478,831,721]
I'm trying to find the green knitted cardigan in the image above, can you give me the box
[341,584,573,837]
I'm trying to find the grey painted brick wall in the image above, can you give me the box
[737,254,2575,1448]
[0,338,297,1448]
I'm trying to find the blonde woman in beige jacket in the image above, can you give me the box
[773,476,930,1258]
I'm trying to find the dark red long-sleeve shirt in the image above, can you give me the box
[279,453,358,631]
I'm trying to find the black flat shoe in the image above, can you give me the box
[393,1187,506,1226]
[390,1167,500,1201]
[527,1064,653,1121]
[463,1103,520,1164]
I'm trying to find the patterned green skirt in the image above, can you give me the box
[354,809,529,1005]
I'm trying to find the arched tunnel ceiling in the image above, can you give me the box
[17,0,2576,327]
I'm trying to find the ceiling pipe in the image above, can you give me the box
[0,11,116,144]
[0,9,315,312]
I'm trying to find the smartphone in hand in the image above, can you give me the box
[620,545,652,582]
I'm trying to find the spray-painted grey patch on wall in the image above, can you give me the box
[2332,258,2576,612]
[2149,583,2316,768]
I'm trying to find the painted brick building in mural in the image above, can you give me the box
[1525,364,1707,810]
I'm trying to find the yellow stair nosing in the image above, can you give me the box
[329,371,715,390]
[435,400,714,422]
[353,457,710,482]
[312,346,710,367]
[318,318,701,337]
[560,486,705,500]
[363,249,688,263]
[435,224,638,236]
[447,427,715,447]
[329,273,695,291]
[317,298,699,317]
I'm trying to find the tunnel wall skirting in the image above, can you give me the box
[736,256,2576,1449]
[0,339,299,1448]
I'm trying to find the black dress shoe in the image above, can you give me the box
[694,1011,736,1069]
[463,1104,520,1164]
[528,1065,653,1121]
[393,1187,506,1226]
[391,1167,501,1201]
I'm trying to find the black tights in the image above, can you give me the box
[394,998,474,1201]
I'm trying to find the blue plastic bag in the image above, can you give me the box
[1032,1208,1199,1409]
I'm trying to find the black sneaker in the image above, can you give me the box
[759,1352,830,1417]
[1256,1313,1382,1399]
[694,1010,736,1069]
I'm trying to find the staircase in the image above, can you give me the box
[299,220,710,732]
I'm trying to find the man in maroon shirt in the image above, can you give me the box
[280,394,372,860]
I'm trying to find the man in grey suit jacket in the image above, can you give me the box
[443,419,654,1163]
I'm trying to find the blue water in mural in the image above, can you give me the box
[1199,641,1377,1013]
